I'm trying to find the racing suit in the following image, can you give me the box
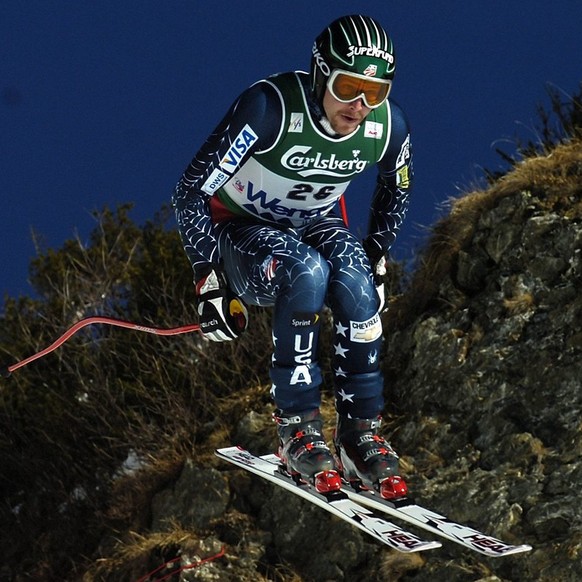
[172,71,413,418]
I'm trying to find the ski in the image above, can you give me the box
[260,453,532,557]
[216,446,441,553]
[340,483,532,557]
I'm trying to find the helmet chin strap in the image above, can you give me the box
[305,85,338,136]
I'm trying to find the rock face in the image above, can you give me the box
[150,141,582,581]
[380,140,582,580]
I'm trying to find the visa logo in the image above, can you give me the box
[219,124,258,173]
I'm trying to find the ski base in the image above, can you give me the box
[216,446,440,553]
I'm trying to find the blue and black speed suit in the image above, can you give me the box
[172,71,413,419]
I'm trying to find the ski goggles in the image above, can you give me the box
[327,69,392,109]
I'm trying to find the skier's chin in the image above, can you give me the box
[333,114,362,135]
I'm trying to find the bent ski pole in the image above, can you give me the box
[1,316,200,378]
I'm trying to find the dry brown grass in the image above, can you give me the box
[82,525,217,581]
[385,138,582,330]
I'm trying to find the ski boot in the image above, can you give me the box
[334,415,408,500]
[274,409,342,494]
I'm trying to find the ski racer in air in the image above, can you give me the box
[172,14,413,499]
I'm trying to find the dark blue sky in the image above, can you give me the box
[2,1,580,299]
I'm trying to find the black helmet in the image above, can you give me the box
[311,15,396,105]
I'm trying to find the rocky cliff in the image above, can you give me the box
[97,139,582,581]
[379,138,582,581]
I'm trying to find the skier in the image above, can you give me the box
[172,14,413,499]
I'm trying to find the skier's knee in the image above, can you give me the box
[276,250,330,296]
[329,269,377,318]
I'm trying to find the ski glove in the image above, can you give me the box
[195,267,249,341]
[363,239,387,313]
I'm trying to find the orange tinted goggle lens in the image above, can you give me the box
[330,72,391,108]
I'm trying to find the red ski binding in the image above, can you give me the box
[379,475,408,500]
[314,470,342,493]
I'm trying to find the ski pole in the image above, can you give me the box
[0,316,200,378]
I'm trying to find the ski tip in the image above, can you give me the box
[469,540,533,558]
[417,541,443,552]
[503,544,534,556]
